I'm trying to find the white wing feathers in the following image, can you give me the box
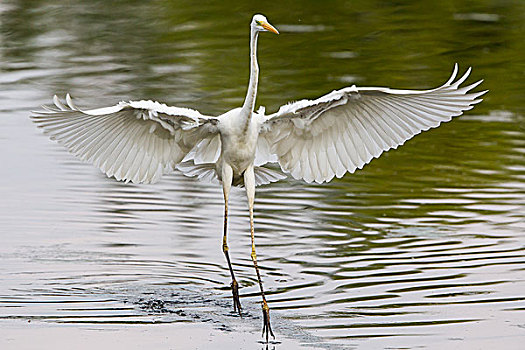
[33,66,485,187]
[32,95,219,184]
[176,161,287,186]
[260,64,487,184]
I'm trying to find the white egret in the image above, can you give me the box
[32,14,486,342]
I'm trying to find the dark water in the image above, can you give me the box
[1,1,524,349]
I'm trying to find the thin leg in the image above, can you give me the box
[222,164,242,315]
[244,166,275,342]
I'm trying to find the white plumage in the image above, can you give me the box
[32,64,484,186]
[31,14,486,341]
[35,97,218,184]
[260,64,485,183]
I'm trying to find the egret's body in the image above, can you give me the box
[32,14,486,342]
[218,109,257,181]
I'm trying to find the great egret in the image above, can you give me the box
[32,14,486,342]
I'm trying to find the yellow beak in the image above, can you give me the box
[261,21,279,35]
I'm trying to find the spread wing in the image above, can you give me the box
[259,64,487,183]
[32,95,219,184]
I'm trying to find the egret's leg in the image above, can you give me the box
[221,164,242,315]
[244,165,275,342]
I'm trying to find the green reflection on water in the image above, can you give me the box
[2,0,522,267]
[1,1,524,347]
[1,0,524,115]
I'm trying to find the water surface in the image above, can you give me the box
[1,1,524,349]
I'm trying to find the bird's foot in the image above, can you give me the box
[261,300,275,343]
[231,279,242,316]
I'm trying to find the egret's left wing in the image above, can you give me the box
[32,95,219,184]
[260,65,487,183]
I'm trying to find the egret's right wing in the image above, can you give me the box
[260,65,487,183]
[32,95,219,184]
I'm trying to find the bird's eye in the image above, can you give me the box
[256,20,262,26]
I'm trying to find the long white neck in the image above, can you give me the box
[241,26,259,117]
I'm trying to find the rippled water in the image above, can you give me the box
[1,1,524,349]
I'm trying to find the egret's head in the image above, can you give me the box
[251,14,279,34]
